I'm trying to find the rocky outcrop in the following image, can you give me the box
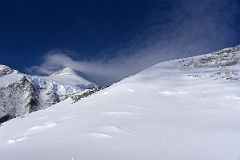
[71,87,104,103]
[0,74,39,123]
[178,45,240,69]
[177,45,240,80]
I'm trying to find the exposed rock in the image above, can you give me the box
[177,45,240,80]
[71,87,104,103]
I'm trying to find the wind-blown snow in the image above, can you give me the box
[1,46,240,160]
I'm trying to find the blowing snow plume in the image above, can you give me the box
[29,0,240,86]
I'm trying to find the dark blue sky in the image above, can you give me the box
[0,0,240,83]
[0,0,159,68]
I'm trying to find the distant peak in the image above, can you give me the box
[62,67,75,72]
[51,67,76,76]
[48,67,96,87]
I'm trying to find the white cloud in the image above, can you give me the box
[28,0,240,86]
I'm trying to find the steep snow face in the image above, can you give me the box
[0,66,97,122]
[1,46,240,160]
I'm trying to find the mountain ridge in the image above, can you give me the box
[0,65,97,123]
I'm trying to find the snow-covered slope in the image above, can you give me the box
[0,66,97,122]
[1,46,240,160]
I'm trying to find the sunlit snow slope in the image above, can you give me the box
[1,46,240,160]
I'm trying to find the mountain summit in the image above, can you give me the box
[49,67,95,86]
[51,67,77,76]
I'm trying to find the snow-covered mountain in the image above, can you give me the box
[0,66,97,123]
[26,67,97,107]
[0,65,39,122]
[49,67,93,86]
[1,45,240,160]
